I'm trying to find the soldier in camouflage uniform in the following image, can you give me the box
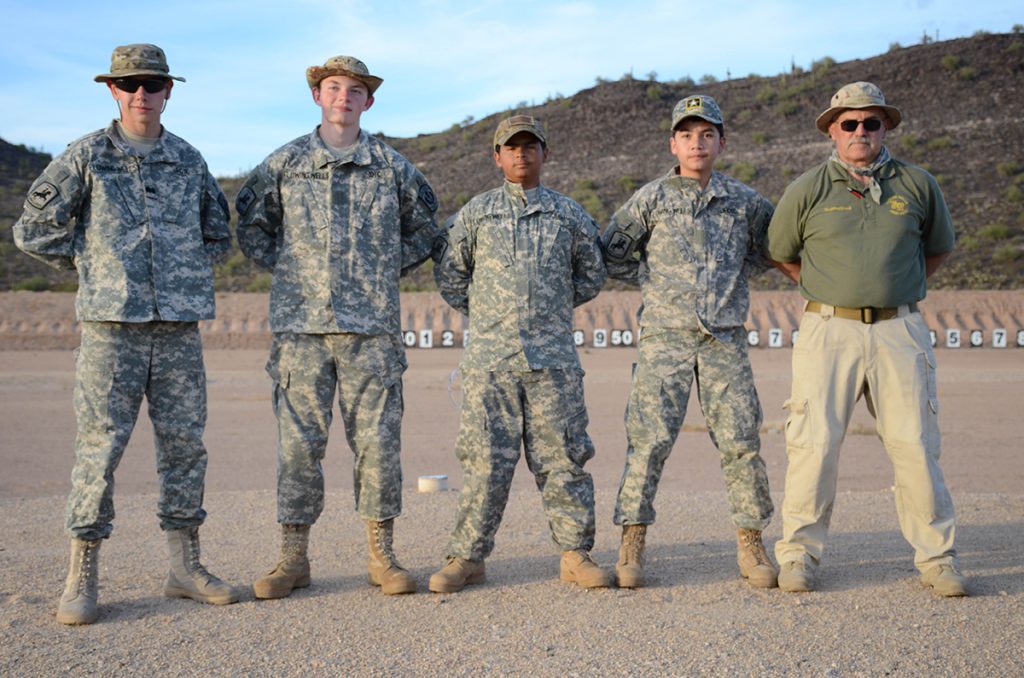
[428,115,612,593]
[13,44,239,625]
[601,96,777,589]
[236,56,439,597]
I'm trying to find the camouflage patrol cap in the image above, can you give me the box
[305,55,383,94]
[493,115,547,148]
[815,81,902,135]
[94,44,184,83]
[671,95,723,129]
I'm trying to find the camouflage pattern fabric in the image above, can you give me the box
[236,127,440,334]
[267,331,408,525]
[433,181,606,370]
[445,368,596,560]
[601,170,772,338]
[613,329,773,529]
[603,168,774,529]
[434,182,604,559]
[66,322,209,540]
[14,121,231,321]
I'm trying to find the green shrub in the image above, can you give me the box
[755,85,776,104]
[978,223,1011,240]
[992,244,1020,263]
[940,55,962,71]
[996,161,1019,177]
[730,162,757,184]
[13,276,50,291]
[1006,40,1024,54]
[1006,185,1024,203]
[776,100,800,117]
[751,131,768,146]
[957,66,979,81]
[245,273,272,293]
[699,74,718,85]
[925,136,953,151]
[958,235,981,251]
[888,42,902,52]
[646,84,664,101]
[618,176,639,193]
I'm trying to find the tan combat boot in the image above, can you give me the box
[429,557,486,593]
[254,524,311,599]
[616,524,647,589]
[366,519,416,595]
[56,538,101,625]
[560,549,614,589]
[164,526,239,605]
[736,528,779,588]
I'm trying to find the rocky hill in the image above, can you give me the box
[2,31,1022,292]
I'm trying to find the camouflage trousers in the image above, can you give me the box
[67,321,209,540]
[614,328,773,530]
[446,368,597,561]
[268,333,407,525]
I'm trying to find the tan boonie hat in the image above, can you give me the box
[94,44,184,83]
[816,81,902,135]
[305,55,383,94]
[671,95,723,129]
[493,115,547,148]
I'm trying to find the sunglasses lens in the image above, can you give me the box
[114,78,167,94]
[840,118,882,132]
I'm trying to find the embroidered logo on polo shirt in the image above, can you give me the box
[887,195,910,216]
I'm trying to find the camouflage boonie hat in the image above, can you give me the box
[493,115,547,148]
[671,95,723,129]
[815,81,902,135]
[305,55,383,94]
[94,44,184,83]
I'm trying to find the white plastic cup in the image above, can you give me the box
[418,474,449,492]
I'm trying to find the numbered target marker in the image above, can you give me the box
[441,330,455,347]
[791,329,800,346]
[929,330,937,347]
[768,328,783,348]
[593,329,608,348]
[992,328,1007,349]
[969,330,983,348]
[418,329,433,348]
[945,329,961,349]
[747,329,760,347]
[573,330,585,347]
[402,330,416,348]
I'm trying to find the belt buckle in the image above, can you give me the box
[860,307,876,324]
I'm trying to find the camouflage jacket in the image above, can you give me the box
[434,181,606,370]
[236,128,440,334]
[602,169,772,338]
[13,121,231,322]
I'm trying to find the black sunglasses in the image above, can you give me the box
[112,78,169,94]
[839,118,883,133]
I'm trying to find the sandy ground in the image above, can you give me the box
[1,341,1023,676]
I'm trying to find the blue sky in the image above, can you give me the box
[1,0,1019,177]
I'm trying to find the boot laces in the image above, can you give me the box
[372,521,400,568]
[740,530,771,566]
[75,542,98,593]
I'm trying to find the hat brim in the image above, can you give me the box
[306,67,382,94]
[815,104,901,135]
[494,127,546,148]
[95,71,185,83]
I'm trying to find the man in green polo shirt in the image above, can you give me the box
[766,82,966,596]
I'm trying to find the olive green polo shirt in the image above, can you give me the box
[766,157,954,308]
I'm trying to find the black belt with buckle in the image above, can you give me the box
[805,301,918,324]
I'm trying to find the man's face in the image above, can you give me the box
[670,119,725,180]
[313,75,373,127]
[829,106,888,167]
[107,77,172,130]
[493,131,547,188]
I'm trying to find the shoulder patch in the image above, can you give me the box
[418,182,438,213]
[217,193,230,215]
[235,186,257,215]
[605,232,635,260]
[27,181,59,211]
[431,234,449,262]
